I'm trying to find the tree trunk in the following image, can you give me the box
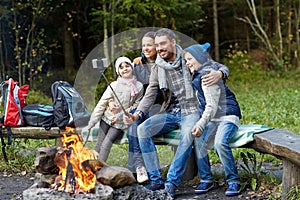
[213,0,219,61]
[274,0,283,65]
[63,20,75,74]
[287,2,291,66]
[0,22,5,81]
[295,1,300,69]
[110,0,116,78]
[12,0,22,83]
[103,2,109,61]
[243,0,280,64]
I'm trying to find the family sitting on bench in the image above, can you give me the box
[86,28,267,199]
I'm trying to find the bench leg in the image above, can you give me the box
[281,159,300,199]
[172,146,197,181]
[182,150,197,181]
[55,138,63,147]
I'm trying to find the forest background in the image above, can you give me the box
[0,0,299,131]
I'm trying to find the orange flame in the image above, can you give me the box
[55,126,97,193]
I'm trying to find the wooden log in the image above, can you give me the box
[1,127,61,139]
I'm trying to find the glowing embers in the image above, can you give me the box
[53,126,98,193]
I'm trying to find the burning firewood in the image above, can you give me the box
[53,126,99,193]
[81,159,108,173]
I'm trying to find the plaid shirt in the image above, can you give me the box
[166,65,198,116]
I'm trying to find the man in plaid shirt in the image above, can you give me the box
[124,28,199,198]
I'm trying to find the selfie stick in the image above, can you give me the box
[84,58,131,146]
[92,58,130,117]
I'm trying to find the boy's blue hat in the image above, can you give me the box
[184,42,211,64]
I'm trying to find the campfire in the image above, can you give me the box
[53,126,98,193]
[24,127,172,200]
[34,126,136,193]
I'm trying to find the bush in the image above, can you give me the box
[26,90,52,105]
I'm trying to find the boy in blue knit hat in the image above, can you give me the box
[184,43,242,197]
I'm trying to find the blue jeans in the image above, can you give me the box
[194,121,240,184]
[127,113,149,173]
[138,112,199,186]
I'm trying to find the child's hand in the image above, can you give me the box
[123,113,137,125]
[111,116,118,124]
[109,101,122,114]
[192,126,202,137]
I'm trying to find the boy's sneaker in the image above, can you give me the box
[225,183,241,196]
[194,182,214,194]
[145,181,165,191]
[165,184,176,199]
[136,166,148,183]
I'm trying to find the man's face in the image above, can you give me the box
[155,35,176,62]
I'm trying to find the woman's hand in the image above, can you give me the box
[192,126,202,137]
[202,69,223,86]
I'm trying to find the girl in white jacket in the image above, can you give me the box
[87,57,144,161]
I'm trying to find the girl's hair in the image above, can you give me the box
[143,31,155,40]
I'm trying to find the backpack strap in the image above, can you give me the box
[0,116,8,162]
[6,127,13,145]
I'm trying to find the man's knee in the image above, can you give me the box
[137,123,147,138]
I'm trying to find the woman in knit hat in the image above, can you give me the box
[184,44,242,197]
[87,56,144,162]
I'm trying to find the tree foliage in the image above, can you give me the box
[0,0,299,90]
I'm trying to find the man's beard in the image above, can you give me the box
[159,50,174,61]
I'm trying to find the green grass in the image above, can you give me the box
[0,139,55,173]
[227,68,300,134]
[105,144,174,168]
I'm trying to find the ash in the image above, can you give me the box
[16,182,172,200]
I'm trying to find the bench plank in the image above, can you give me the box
[247,128,300,166]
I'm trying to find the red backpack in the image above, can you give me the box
[0,78,29,162]
[1,78,29,127]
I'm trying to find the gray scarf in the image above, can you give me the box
[156,45,194,99]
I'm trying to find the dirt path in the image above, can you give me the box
[0,173,273,200]
[0,173,34,200]
[0,162,282,199]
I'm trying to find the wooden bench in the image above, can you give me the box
[245,128,300,199]
[1,125,299,198]
[1,127,61,145]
